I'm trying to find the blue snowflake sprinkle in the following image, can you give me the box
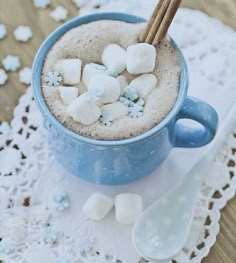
[0,239,16,255]
[54,192,70,212]
[136,98,145,106]
[44,71,62,87]
[42,227,58,245]
[124,86,139,101]
[77,237,94,254]
[119,96,134,107]
[129,104,143,118]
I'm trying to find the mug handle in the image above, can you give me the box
[173,96,218,148]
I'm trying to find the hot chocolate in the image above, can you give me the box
[42,20,180,140]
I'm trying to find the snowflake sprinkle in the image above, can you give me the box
[33,0,50,8]
[44,71,62,86]
[14,26,32,42]
[124,86,139,101]
[119,96,134,107]
[77,237,94,254]
[0,24,7,40]
[136,98,145,106]
[42,227,58,246]
[0,69,8,86]
[129,104,143,118]
[100,111,113,126]
[50,6,68,22]
[19,67,32,85]
[54,192,70,212]
[0,239,16,255]
[2,55,21,72]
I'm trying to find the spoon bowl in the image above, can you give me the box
[133,158,209,261]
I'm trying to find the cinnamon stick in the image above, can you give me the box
[152,0,182,45]
[145,0,171,44]
[141,0,182,45]
[140,0,165,43]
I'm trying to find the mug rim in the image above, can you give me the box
[32,12,189,146]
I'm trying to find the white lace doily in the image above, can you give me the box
[1,1,236,263]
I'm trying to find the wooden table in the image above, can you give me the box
[0,1,236,262]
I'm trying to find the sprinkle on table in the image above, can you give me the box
[19,67,32,85]
[50,6,68,22]
[0,69,8,86]
[14,26,33,42]
[0,24,7,40]
[2,55,21,72]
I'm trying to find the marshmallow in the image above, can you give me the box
[101,102,129,121]
[67,94,101,125]
[115,193,143,224]
[82,63,107,86]
[129,74,158,98]
[83,193,114,221]
[117,75,128,96]
[88,75,120,104]
[58,86,79,105]
[127,43,156,74]
[102,44,127,74]
[55,59,82,85]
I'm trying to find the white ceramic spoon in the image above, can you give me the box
[133,103,236,262]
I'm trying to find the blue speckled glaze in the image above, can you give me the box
[32,13,218,185]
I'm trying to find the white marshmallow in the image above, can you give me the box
[88,75,120,104]
[115,193,143,225]
[67,94,101,125]
[129,74,158,98]
[102,44,127,74]
[58,86,79,105]
[83,193,114,221]
[82,63,107,86]
[117,75,128,96]
[127,43,156,74]
[101,102,129,121]
[55,59,82,85]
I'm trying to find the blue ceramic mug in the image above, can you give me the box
[32,13,218,185]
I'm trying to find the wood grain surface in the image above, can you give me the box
[0,1,236,262]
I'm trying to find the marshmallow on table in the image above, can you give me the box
[117,75,128,96]
[67,94,101,125]
[102,44,127,75]
[88,75,120,104]
[129,74,158,98]
[115,193,143,225]
[101,102,129,121]
[127,43,156,74]
[55,59,82,85]
[58,86,79,105]
[82,63,107,87]
[83,193,114,221]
